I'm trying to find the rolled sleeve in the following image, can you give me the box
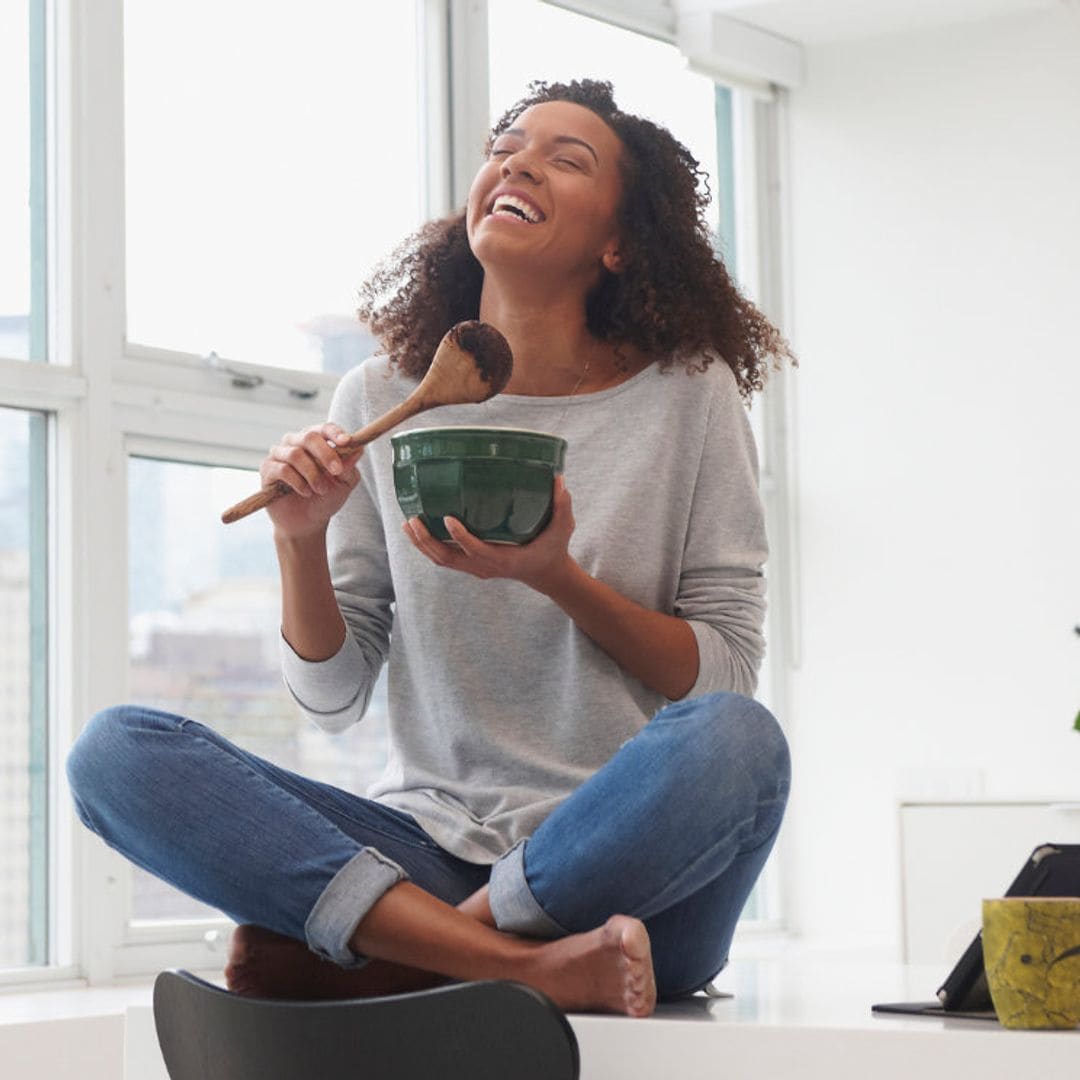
[280,631,369,734]
[685,594,765,699]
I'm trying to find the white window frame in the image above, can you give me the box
[1,0,796,988]
[735,88,800,935]
[0,0,456,988]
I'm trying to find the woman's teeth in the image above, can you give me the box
[490,195,543,223]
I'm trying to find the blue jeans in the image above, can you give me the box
[66,691,789,999]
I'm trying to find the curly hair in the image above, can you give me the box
[356,78,794,400]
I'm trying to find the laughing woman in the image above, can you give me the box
[67,79,794,1017]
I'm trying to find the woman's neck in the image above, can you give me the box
[478,283,648,397]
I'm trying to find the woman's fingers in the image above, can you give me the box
[276,441,326,496]
[303,426,349,476]
[403,517,456,567]
[424,517,508,580]
[443,516,486,558]
[262,424,360,497]
[404,516,494,576]
[552,475,574,528]
[257,423,361,535]
[404,477,576,587]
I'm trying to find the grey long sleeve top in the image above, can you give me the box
[280,354,768,864]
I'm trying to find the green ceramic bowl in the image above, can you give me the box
[391,426,568,545]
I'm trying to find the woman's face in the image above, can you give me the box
[466,100,626,286]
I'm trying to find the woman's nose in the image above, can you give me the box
[500,152,540,183]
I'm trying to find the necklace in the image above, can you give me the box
[551,356,591,434]
[483,355,592,435]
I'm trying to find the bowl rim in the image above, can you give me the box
[391,424,566,443]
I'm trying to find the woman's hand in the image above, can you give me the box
[262,422,363,540]
[402,475,576,594]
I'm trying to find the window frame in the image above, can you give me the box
[734,88,799,935]
[113,435,270,977]
[0,0,449,988]
[1,0,797,988]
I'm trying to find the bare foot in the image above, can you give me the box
[224,924,448,1000]
[523,915,656,1018]
[225,913,656,1018]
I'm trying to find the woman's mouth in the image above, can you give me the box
[487,193,546,224]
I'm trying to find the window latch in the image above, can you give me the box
[204,351,320,400]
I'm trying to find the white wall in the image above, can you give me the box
[783,7,1080,949]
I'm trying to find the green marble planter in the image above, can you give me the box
[391,426,567,545]
[983,897,1080,1029]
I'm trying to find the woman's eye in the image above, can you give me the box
[556,158,581,169]
[490,149,511,157]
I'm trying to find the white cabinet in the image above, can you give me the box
[899,801,1080,965]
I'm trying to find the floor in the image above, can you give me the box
[4,946,1079,1079]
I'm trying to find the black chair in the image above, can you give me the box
[153,969,580,1080]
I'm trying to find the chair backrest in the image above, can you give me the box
[153,969,580,1080]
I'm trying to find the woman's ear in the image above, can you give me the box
[602,247,625,274]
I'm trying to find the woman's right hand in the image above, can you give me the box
[261,422,363,539]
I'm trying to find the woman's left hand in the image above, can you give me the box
[402,475,576,594]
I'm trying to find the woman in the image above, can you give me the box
[67,79,793,1018]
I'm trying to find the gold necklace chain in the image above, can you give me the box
[483,355,592,435]
[551,356,590,434]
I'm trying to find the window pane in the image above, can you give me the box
[487,1,721,237]
[0,408,48,967]
[0,1,48,362]
[127,457,388,922]
[123,1,422,373]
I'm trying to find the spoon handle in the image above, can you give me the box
[220,393,430,524]
[220,480,293,524]
[345,393,428,447]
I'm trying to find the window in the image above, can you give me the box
[0,2,436,984]
[487,0,721,237]
[126,455,389,922]
[0,408,48,967]
[0,0,51,979]
[4,0,791,987]
[0,0,48,362]
[123,0,422,373]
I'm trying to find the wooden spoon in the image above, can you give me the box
[221,321,513,524]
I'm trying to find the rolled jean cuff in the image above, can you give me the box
[488,840,568,940]
[304,847,407,968]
